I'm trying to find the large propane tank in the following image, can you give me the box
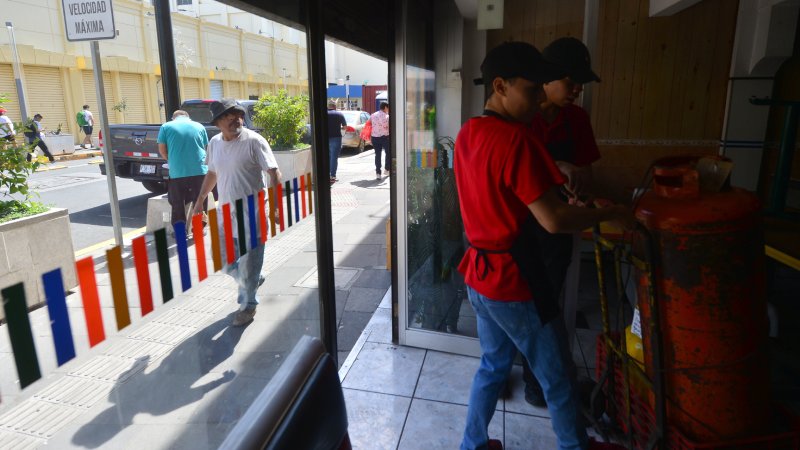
[634,156,769,441]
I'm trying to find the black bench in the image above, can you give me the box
[219,335,351,450]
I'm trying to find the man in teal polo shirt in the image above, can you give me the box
[158,110,210,233]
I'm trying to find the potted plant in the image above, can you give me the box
[253,90,312,180]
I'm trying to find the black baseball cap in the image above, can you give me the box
[542,37,601,84]
[474,41,565,86]
[210,98,246,124]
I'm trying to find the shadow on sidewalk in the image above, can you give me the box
[70,313,246,448]
[349,178,388,188]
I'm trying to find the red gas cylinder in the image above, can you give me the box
[634,156,769,442]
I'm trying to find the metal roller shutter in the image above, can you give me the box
[119,73,146,124]
[209,80,223,100]
[182,78,201,101]
[247,83,259,100]
[0,64,21,120]
[82,71,117,124]
[26,66,68,132]
[227,81,241,99]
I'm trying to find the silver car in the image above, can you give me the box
[340,110,371,153]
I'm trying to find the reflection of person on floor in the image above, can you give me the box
[454,41,632,450]
[192,98,281,327]
[157,109,210,233]
[70,315,243,448]
[520,37,603,409]
[24,114,55,163]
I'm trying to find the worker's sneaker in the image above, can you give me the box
[588,438,626,450]
[487,439,503,450]
[232,308,257,326]
[384,169,391,176]
[524,383,547,408]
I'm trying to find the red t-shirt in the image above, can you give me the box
[530,104,600,166]
[454,115,566,301]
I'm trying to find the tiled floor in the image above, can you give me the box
[339,289,599,450]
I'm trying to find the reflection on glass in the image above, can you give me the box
[404,50,474,337]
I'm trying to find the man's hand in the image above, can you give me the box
[555,161,592,197]
[191,198,206,218]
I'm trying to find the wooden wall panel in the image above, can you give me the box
[487,0,584,49]
[593,0,737,141]
[484,0,738,202]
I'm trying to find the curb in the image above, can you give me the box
[53,150,103,162]
[33,164,69,172]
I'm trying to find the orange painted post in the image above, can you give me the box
[76,256,105,347]
[131,235,154,316]
[258,190,268,244]
[192,213,208,281]
[208,207,222,272]
[106,246,131,331]
[222,203,235,264]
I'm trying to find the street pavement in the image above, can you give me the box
[0,146,390,448]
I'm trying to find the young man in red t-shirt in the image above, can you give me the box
[522,37,603,408]
[455,41,632,450]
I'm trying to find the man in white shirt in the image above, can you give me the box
[0,107,16,143]
[193,99,282,326]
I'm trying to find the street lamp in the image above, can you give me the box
[5,22,28,121]
[282,67,287,91]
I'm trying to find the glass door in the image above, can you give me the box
[395,0,481,356]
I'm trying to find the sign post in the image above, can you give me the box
[62,0,123,248]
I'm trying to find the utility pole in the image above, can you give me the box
[5,22,28,121]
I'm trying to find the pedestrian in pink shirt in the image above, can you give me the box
[369,102,390,178]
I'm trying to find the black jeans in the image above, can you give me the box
[371,135,390,172]
[522,231,574,391]
[167,174,207,226]
[27,137,55,162]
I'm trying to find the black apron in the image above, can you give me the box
[467,110,559,324]
[532,112,576,303]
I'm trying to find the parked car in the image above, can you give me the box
[100,99,259,194]
[340,110,371,153]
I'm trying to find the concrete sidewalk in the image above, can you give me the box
[0,147,390,448]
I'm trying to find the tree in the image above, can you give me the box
[252,90,309,149]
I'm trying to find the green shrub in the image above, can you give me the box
[252,90,309,150]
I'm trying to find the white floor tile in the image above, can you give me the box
[343,388,410,450]
[341,342,425,397]
[414,351,478,406]
[397,398,502,450]
[503,410,558,450]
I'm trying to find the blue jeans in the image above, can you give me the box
[461,287,587,450]
[329,137,342,177]
[222,238,265,310]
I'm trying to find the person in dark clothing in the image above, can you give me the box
[521,36,604,409]
[24,114,55,163]
[326,101,347,183]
